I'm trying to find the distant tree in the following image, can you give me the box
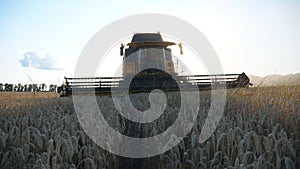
[0,83,3,91]
[53,85,57,92]
[10,84,14,91]
[4,83,13,92]
[17,84,20,91]
[43,83,47,91]
[40,83,46,91]
[28,84,33,92]
[17,83,23,92]
[4,83,8,91]
[49,84,53,92]
[33,84,38,92]
[14,85,18,92]
[49,84,57,92]
[24,84,28,92]
[6,84,14,92]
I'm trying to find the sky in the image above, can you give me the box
[0,0,299,85]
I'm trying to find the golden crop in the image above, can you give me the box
[0,86,299,169]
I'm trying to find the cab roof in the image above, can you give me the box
[131,33,163,42]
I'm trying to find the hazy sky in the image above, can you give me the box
[1,0,299,85]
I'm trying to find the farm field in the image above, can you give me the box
[0,92,59,111]
[0,86,299,169]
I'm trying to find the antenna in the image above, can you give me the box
[26,74,49,105]
[27,74,38,93]
[27,74,34,84]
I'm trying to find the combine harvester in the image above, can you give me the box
[58,33,251,97]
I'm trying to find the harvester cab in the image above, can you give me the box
[120,33,181,77]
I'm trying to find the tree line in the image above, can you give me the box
[0,83,58,92]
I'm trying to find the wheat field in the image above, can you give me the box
[0,86,299,169]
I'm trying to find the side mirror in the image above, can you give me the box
[120,43,124,56]
[178,42,183,55]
